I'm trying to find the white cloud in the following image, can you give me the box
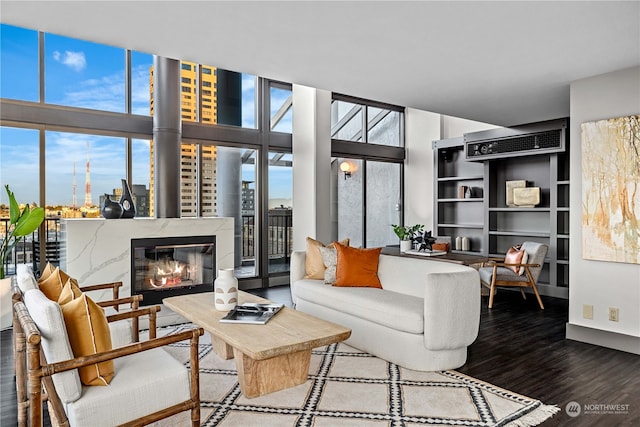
[53,50,87,72]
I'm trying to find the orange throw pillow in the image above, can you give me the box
[304,237,350,279]
[334,242,382,288]
[61,294,114,386]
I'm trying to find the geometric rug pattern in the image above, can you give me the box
[148,324,560,427]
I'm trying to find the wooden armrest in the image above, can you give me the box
[42,328,204,377]
[79,281,123,293]
[97,295,143,309]
[80,281,122,302]
[106,305,161,341]
[482,257,505,267]
[492,262,541,268]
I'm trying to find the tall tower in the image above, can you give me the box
[84,142,93,207]
[72,161,77,209]
[149,61,218,217]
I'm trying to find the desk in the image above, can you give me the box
[381,246,488,266]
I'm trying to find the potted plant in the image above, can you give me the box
[391,223,424,252]
[1,185,45,279]
[1,185,44,329]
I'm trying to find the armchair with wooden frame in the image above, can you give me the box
[12,267,204,427]
[478,241,548,309]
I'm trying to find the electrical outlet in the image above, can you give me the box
[609,307,619,322]
[582,304,593,320]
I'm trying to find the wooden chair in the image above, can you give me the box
[478,241,548,309]
[12,271,204,426]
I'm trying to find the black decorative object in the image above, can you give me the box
[101,194,123,219]
[412,230,437,252]
[119,179,136,218]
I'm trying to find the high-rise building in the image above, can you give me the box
[149,61,218,217]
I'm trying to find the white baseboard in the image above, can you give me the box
[566,323,640,355]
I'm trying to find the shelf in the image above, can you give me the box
[557,234,569,239]
[557,180,570,185]
[557,260,569,265]
[437,198,483,202]
[437,176,484,182]
[488,207,550,212]
[437,223,484,229]
[557,207,570,212]
[489,231,550,238]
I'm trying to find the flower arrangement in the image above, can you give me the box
[1,185,45,279]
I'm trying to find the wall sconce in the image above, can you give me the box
[340,161,352,179]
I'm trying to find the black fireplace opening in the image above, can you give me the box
[131,235,216,306]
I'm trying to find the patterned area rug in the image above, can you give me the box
[147,324,559,426]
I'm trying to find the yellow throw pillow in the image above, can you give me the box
[39,267,77,301]
[334,242,382,288]
[57,279,84,305]
[304,237,350,279]
[38,262,56,283]
[61,294,114,386]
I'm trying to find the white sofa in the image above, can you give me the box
[290,250,481,371]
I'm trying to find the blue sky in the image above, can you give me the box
[0,23,292,207]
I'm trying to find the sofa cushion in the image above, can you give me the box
[479,266,530,284]
[304,237,349,279]
[16,264,39,293]
[334,243,382,288]
[23,289,82,403]
[64,347,191,426]
[293,279,423,334]
[61,294,115,386]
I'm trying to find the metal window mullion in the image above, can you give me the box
[196,143,202,217]
[39,31,44,103]
[362,160,367,247]
[125,50,132,114]
[362,104,368,144]
[38,127,46,269]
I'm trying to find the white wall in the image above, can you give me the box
[291,85,332,250]
[404,108,440,228]
[566,66,640,354]
[404,110,499,229]
[441,116,500,139]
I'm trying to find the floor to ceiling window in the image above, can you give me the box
[330,95,404,247]
[0,22,293,288]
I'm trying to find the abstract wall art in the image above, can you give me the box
[581,114,640,264]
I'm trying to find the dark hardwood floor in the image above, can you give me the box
[2,287,638,426]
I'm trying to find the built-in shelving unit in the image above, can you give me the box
[433,120,570,298]
[433,137,486,256]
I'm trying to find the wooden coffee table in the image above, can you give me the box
[163,291,351,398]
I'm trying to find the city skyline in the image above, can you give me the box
[0,23,292,208]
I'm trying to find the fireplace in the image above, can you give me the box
[131,235,216,306]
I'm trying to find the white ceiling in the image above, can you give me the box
[2,1,639,127]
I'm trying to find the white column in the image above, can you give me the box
[292,85,332,250]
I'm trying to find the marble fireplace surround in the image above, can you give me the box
[60,217,234,324]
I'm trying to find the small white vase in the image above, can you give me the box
[400,240,412,253]
[214,268,238,311]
